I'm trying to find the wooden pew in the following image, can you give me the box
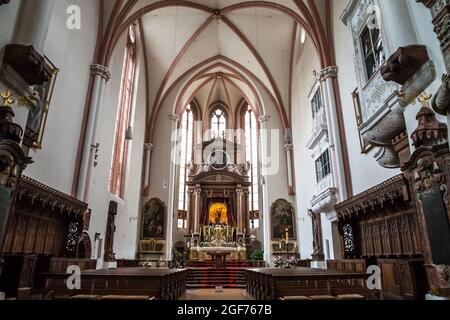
[246,267,372,300]
[326,259,367,273]
[41,268,187,300]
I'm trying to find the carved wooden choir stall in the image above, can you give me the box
[0,175,90,297]
[334,99,450,300]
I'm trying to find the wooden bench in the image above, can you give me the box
[246,267,372,300]
[327,259,367,273]
[41,268,187,300]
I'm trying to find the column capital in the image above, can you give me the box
[144,143,154,151]
[168,114,180,122]
[90,64,111,81]
[319,66,338,82]
[258,115,270,123]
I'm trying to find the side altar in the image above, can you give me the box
[184,138,251,262]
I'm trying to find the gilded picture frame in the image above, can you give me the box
[270,199,296,241]
[141,198,166,240]
[31,56,59,149]
[352,88,374,154]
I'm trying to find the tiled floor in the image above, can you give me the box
[184,289,254,300]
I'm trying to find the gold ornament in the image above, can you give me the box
[1,90,16,107]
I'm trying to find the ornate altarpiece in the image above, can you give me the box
[185,138,251,262]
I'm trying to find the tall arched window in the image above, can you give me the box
[244,106,259,229]
[211,108,226,138]
[177,105,194,229]
[109,24,136,198]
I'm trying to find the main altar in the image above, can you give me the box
[185,137,251,262]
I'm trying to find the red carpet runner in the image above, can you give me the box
[187,261,249,289]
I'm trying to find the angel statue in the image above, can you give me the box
[242,161,251,176]
[188,161,195,176]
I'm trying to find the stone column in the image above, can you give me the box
[284,138,295,195]
[244,190,250,233]
[186,189,193,234]
[142,143,154,195]
[236,187,244,234]
[166,114,179,261]
[12,0,56,53]
[319,67,348,201]
[193,186,202,234]
[77,64,111,202]
[258,115,271,263]
[378,0,418,54]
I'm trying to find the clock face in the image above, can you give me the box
[207,150,229,170]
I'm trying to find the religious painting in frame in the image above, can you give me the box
[141,198,166,240]
[0,52,59,149]
[271,199,296,240]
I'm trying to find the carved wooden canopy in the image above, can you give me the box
[17,175,88,216]
[335,174,410,221]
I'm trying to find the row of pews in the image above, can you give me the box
[246,267,376,300]
[40,268,187,300]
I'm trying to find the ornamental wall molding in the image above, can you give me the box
[310,187,338,215]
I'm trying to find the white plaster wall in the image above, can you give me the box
[263,98,296,236]
[86,29,147,263]
[332,0,400,195]
[403,1,447,154]
[0,0,21,54]
[114,39,146,260]
[291,37,320,260]
[84,33,127,266]
[23,0,100,195]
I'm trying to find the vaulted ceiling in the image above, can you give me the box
[96,0,335,142]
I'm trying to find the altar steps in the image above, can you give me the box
[187,268,247,289]
[188,261,251,268]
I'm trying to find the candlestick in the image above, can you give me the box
[285,227,289,243]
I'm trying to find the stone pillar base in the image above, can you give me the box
[311,260,327,269]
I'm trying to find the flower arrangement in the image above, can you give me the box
[274,256,301,268]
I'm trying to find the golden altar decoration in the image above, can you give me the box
[209,203,228,224]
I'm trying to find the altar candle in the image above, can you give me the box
[285,227,289,243]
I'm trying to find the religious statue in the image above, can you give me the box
[242,161,251,176]
[227,163,238,174]
[188,161,195,176]
[196,162,210,174]
[309,209,324,261]
[104,201,117,262]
